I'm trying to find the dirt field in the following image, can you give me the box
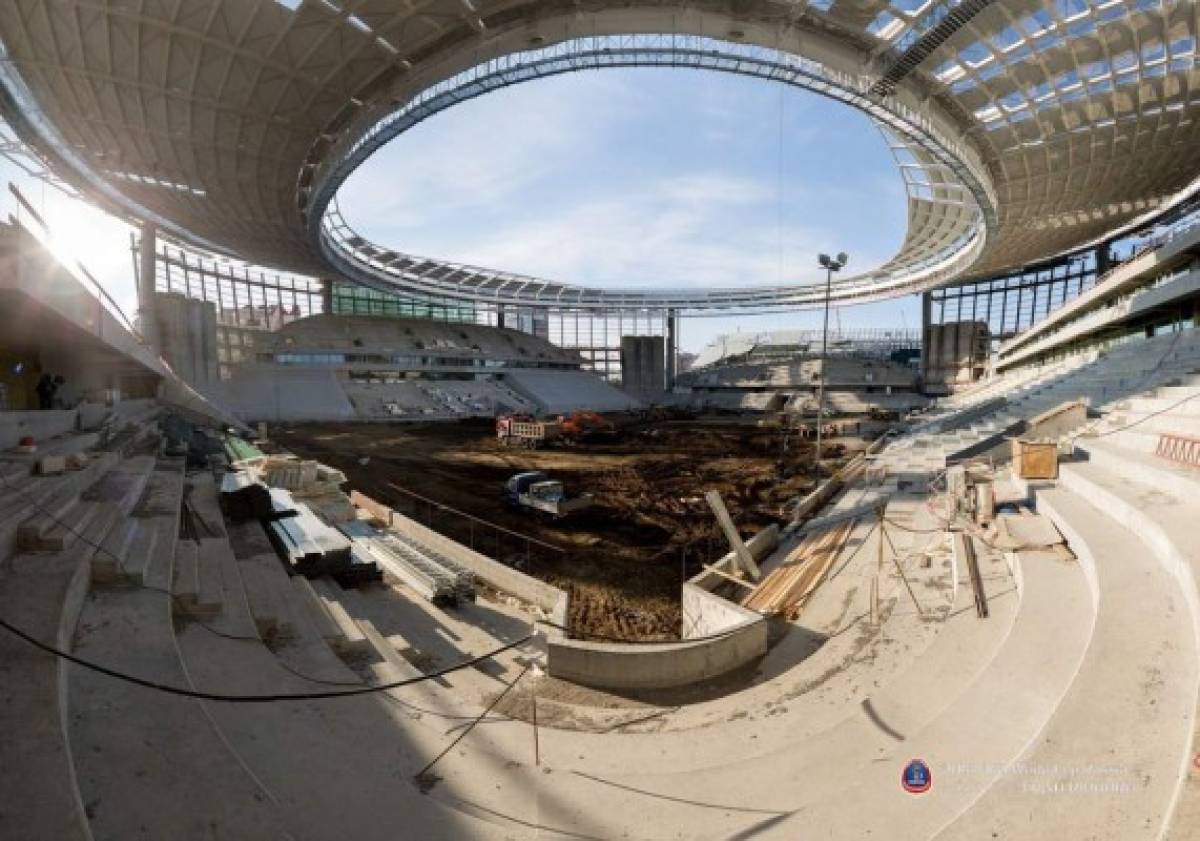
[273,418,868,641]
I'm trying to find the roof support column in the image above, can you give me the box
[665,309,678,392]
[321,278,334,314]
[137,223,159,352]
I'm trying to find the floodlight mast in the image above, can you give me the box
[814,251,847,476]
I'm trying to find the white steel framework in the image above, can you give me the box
[0,0,1197,310]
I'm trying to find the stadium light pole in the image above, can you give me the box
[814,252,848,477]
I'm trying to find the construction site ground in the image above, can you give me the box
[272,417,874,642]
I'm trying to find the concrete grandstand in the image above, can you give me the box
[681,328,926,415]
[212,314,638,421]
[0,2,1199,841]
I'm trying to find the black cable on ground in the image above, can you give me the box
[0,612,534,703]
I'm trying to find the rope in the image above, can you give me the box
[1068,390,1200,441]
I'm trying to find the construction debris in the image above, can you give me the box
[993,512,1064,550]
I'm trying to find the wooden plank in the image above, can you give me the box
[742,520,854,616]
[704,490,759,580]
[700,563,757,590]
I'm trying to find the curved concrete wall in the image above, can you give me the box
[546,602,767,691]
[547,583,768,691]
[348,489,769,691]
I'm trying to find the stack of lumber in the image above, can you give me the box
[741,520,855,618]
[223,434,266,465]
[261,458,319,490]
[260,457,354,523]
[339,520,471,605]
[266,488,356,578]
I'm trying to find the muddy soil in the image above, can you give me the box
[273,419,866,641]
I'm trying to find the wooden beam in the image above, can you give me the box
[700,563,757,591]
[705,490,759,581]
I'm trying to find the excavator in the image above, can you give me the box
[555,410,619,444]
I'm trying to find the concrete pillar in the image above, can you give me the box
[496,305,506,329]
[919,291,932,381]
[665,310,678,391]
[1095,244,1111,277]
[321,278,334,314]
[137,224,159,351]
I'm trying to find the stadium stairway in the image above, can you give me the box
[938,480,1198,839]
[885,330,1200,475]
[67,456,290,840]
[0,435,156,840]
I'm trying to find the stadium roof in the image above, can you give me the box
[2,0,1198,311]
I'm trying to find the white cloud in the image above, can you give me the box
[340,72,634,230]
[444,171,894,290]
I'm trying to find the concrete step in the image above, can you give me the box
[0,492,129,841]
[196,536,259,639]
[939,483,1198,839]
[119,516,165,587]
[1097,409,1200,437]
[38,502,102,552]
[1077,438,1200,500]
[69,562,287,840]
[14,489,82,551]
[90,517,139,584]
[290,576,351,649]
[271,572,372,683]
[310,578,370,653]
[132,460,185,592]
[1049,461,1200,839]
[171,539,201,611]
[1113,394,1200,416]
[238,553,288,640]
[166,595,511,841]
[357,616,423,681]
[1155,384,1200,400]
[192,538,225,618]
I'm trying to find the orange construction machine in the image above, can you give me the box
[556,411,619,443]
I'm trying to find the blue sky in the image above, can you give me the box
[1,66,919,354]
[340,68,917,351]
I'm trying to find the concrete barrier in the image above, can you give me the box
[350,489,768,691]
[546,601,767,691]
[0,410,78,450]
